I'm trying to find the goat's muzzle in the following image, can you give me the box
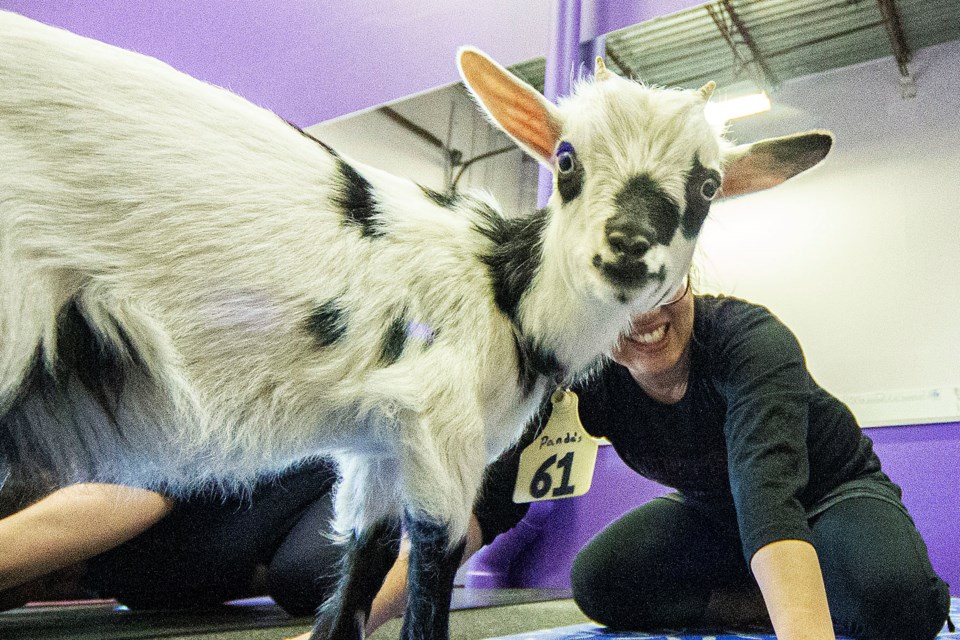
[595,215,653,289]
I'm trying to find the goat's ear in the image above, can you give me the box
[718,130,834,199]
[458,47,563,167]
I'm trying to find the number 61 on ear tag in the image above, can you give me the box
[513,389,599,504]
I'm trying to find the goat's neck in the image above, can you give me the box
[483,208,625,383]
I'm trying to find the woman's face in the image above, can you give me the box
[611,279,695,381]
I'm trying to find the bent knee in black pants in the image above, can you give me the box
[571,495,758,631]
[812,496,949,640]
[571,494,949,640]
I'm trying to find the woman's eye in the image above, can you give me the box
[700,177,720,200]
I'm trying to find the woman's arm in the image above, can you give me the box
[0,483,174,592]
[751,539,836,640]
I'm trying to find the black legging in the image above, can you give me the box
[571,494,949,640]
[83,459,341,616]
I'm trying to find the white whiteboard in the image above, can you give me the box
[842,388,960,428]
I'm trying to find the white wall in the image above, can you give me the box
[696,39,960,425]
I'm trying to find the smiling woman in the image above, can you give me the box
[612,274,695,405]
[471,285,952,640]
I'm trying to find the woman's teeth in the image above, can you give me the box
[635,324,667,344]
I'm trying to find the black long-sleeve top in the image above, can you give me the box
[476,295,899,562]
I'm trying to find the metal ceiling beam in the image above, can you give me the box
[875,0,912,78]
[706,0,779,91]
[604,45,638,80]
[764,20,886,61]
[381,106,446,151]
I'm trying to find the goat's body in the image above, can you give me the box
[0,11,553,539]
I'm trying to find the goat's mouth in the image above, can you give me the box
[592,255,665,303]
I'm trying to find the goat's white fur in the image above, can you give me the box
[0,11,830,553]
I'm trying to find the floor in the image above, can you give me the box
[1,592,957,640]
[0,588,584,640]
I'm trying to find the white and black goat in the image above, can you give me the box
[0,10,832,640]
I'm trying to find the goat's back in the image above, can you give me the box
[0,11,531,496]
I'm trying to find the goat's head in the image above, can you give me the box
[459,48,833,312]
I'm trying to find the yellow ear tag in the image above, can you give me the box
[513,389,599,504]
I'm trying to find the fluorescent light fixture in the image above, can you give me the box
[705,91,771,124]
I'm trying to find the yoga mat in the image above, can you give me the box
[485,597,960,640]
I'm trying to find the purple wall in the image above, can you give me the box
[0,1,706,125]
[869,422,960,595]
[467,422,960,595]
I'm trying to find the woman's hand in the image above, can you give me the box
[751,539,836,640]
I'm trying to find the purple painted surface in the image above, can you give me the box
[471,422,960,594]
[0,1,706,125]
[464,444,671,588]
[867,421,960,595]
[0,0,552,125]
[583,0,708,40]
[537,0,584,208]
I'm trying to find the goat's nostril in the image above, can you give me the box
[608,232,651,257]
[631,237,651,255]
[608,231,627,249]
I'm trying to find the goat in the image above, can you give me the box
[0,10,832,640]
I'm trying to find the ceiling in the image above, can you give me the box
[510,0,960,98]
[372,0,959,192]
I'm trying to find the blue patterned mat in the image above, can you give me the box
[487,597,960,640]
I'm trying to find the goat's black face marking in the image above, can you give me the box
[682,156,722,239]
[333,160,384,238]
[555,141,584,203]
[380,315,407,365]
[600,175,679,289]
[613,174,680,247]
[305,300,348,347]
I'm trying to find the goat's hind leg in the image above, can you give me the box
[311,516,402,640]
[400,513,465,640]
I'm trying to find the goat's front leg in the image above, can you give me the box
[310,517,402,640]
[400,513,466,640]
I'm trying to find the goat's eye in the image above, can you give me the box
[555,141,584,203]
[700,177,720,201]
[555,142,577,175]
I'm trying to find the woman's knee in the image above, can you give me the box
[834,570,950,640]
[570,546,619,624]
[265,485,341,616]
[570,545,701,630]
[267,548,339,616]
[813,497,950,640]
[872,578,948,640]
